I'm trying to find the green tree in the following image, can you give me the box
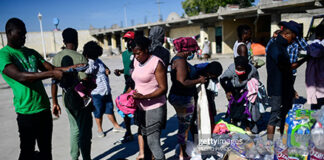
[182,0,255,16]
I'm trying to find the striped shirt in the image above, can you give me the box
[85,59,111,96]
[287,37,308,74]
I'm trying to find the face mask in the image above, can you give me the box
[235,70,246,76]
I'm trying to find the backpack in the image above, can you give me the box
[115,90,136,118]
[227,90,252,121]
[256,82,269,112]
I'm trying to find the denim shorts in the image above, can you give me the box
[268,96,282,126]
[92,94,114,118]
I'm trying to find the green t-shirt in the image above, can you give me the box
[52,49,87,100]
[0,45,50,114]
[122,50,133,76]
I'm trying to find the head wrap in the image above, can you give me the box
[173,37,199,53]
[149,26,164,52]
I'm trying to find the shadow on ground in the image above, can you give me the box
[93,114,178,160]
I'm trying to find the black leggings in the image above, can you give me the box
[137,106,166,160]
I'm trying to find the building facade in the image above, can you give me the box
[90,0,323,55]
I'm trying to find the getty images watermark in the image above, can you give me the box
[194,133,314,155]
[194,134,242,155]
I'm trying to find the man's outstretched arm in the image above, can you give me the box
[3,63,63,84]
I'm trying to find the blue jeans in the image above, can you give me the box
[92,94,114,118]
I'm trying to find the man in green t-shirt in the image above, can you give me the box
[114,31,135,93]
[0,18,64,160]
[51,28,92,160]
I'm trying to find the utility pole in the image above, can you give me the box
[0,33,4,48]
[131,19,134,26]
[124,4,128,27]
[156,0,164,22]
[38,12,47,59]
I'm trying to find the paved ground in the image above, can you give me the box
[0,54,309,160]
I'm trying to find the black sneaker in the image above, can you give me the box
[120,135,134,143]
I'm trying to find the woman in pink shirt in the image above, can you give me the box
[131,36,167,160]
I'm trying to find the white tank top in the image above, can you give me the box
[233,40,246,57]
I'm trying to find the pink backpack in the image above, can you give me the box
[115,90,137,116]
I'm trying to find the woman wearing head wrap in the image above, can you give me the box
[168,37,207,160]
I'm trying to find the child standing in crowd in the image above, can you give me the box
[82,41,125,137]
[233,25,252,60]
[220,56,259,134]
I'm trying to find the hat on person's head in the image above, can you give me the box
[278,21,300,35]
[123,31,135,39]
[173,37,200,53]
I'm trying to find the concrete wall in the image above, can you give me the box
[144,28,149,37]
[281,13,318,38]
[270,14,281,39]
[168,25,200,54]
[207,26,216,55]
[169,25,200,40]
[0,30,96,57]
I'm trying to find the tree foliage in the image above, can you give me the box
[182,0,255,16]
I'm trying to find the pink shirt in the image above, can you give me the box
[132,55,166,111]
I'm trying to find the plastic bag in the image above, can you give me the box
[308,140,324,160]
[283,105,316,148]
[274,138,289,160]
[197,84,211,140]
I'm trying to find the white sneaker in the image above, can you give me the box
[112,127,126,133]
[97,131,105,138]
